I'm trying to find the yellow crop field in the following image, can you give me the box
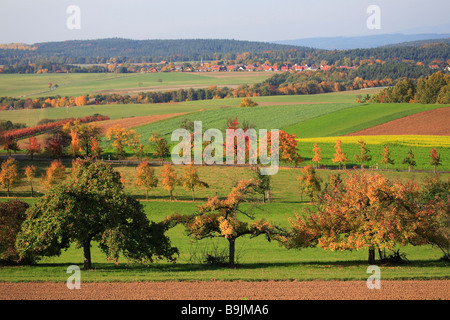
[298,135,450,148]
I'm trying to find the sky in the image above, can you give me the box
[1,0,449,44]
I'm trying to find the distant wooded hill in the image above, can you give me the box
[0,37,449,68]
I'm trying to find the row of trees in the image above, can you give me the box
[2,159,447,269]
[3,65,446,112]
[365,71,450,104]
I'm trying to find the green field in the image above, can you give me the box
[0,73,449,283]
[284,103,448,138]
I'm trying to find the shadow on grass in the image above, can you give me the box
[21,258,449,273]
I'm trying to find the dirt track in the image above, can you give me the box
[348,107,450,136]
[0,280,448,300]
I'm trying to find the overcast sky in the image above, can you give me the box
[1,0,449,44]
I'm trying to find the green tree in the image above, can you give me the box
[0,200,29,263]
[402,148,416,172]
[16,159,178,270]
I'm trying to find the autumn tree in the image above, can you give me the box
[160,164,178,200]
[355,140,372,168]
[63,120,102,157]
[180,165,209,201]
[135,161,159,200]
[332,140,348,169]
[3,137,20,156]
[24,136,41,161]
[16,159,178,270]
[297,165,322,202]
[402,148,416,172]
[69,129,82,158]
[41,159,66,190]
[24,165,36,197]
[430,148,442,173]
[285,171,431,264]
[380,145,395,169]
[0,158,21,197]
[90,137,102,159]
[106,124,140,159]
[165,180,285,267]
[149,132,170,163]
[311,143,322,168]
[44,133,68,158]
[238,97,258,108]
[266,130,303,167]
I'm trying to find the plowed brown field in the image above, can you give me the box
[0,280,448,300]
[347,107,450,136]
[93,112,186,133]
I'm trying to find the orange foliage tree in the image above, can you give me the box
[159,164,178,200]
[165,180,285,267]
[331,140,348,169]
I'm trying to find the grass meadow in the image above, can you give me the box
[0,163,448,282]
[0,74,448,282]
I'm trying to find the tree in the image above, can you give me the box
[297,165,322,202]
[106,125,140,159]
[2,137,20,156]
[180,165,209,201]
[331,140,348,169]
[63,120,102,157]
[135,161,158,200]
[380,145,394,169]
[311,143,322,168]
[16,159,178,270]
[286,170,429,264]
[44,133,68,158]
[267,130,303,166]
[355,140,372,168]
[69,129,82,158]
[0,158,21,197]
[402,148,416,172]
[160,164,178,200]
[24,165,36,197]
[149,133,170,163]
[430,148,442,173]
[90,137,102,159]
[0,200,29,263]
[24,136,41,161]
[238,97,258,108]
[165,180,284,267]
[253,166,271,203]
[41,159,66,190]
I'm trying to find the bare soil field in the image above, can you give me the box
[347,107,450,136]
[0,280,448,300]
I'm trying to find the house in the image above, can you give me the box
[320,65,331,71]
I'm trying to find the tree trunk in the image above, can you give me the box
[228,238,236,268]
[169,190,173,201]
[368,247,376,264]
[146,190,148,200]
[30,185,34,197]
[83,240,92,270]
[192,188,195,202]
